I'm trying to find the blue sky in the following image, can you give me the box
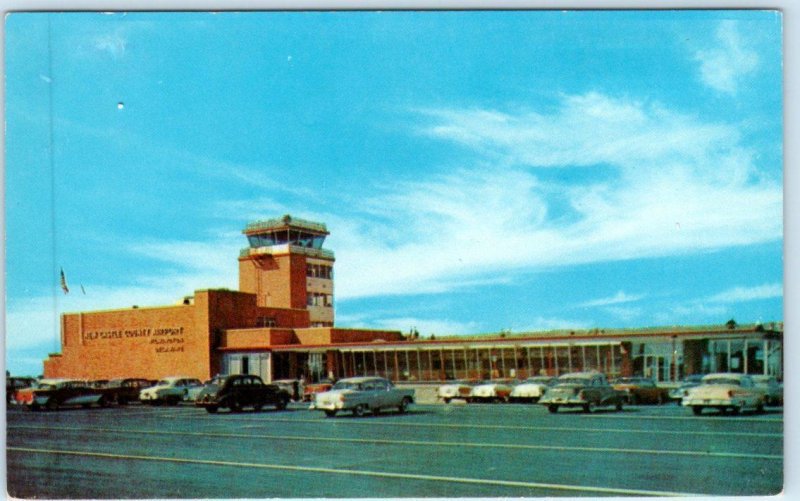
[5,11,783,376]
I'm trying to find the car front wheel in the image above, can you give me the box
[353,404,366,417]
[583,402,596,413]
[205,406,218,414]
[692,406,703,415]
[324,410,337,418]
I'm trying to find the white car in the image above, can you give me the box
[508,376,556,403]
[437,380,477,403]
[468,380,513,403]
[312,376,415,417]
[682,373,765,416]
[139,376,203,405]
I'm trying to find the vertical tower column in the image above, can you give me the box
[238,215,335,327]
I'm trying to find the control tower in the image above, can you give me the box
[239,215,334,327]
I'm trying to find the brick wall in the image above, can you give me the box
[43,303,206,380]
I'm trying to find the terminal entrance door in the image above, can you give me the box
[223,353,272,382]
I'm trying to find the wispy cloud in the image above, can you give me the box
[694,20,759,95]
[655,283,782,323]
[706,283,782,303]
[516,317,593,332]
[579,291,645,308]
[328,92,780,299]
[371,317,482,337]
[93,32,127,59]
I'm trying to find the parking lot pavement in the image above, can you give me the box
[7,402,783,498]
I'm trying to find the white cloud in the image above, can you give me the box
[333,312,482,337]
[579,291,645,308]
[515,317,592,332]
[603,306,643,322]
[93,33,127,59]
[666,303,728,319]
[370,317,482,337]
[706,283,783,303]
[694,20,759,95]
[653,283,782,324]
[327,92,780,300]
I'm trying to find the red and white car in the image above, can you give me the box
[437,380,478,403]
[16,379,108,411]
[468,380,514,403]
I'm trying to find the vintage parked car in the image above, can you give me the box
[437,380,479,403]
[6,376,37,404]
[682,373,765,415]
[508,376,556,403]
[195,374,291,413]
[16,379,109,411]
[612,377,670,405]
[184,380,208,402]
[139,376,203,405]
[751,375,783,406]
[273,379,303,401]
[303,380,334,402]
[668,374,705,401]
[103,378,153,405]
[311,376,414,417]
[539,371,624,413]
[468,380,514,403]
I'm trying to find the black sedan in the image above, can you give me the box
[194,375,291,413]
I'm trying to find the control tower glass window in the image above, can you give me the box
[247,230,326,249]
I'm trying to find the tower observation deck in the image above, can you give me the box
[239,215,335,327]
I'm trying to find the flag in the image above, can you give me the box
[60,268,69,294]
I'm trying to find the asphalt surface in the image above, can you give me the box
[6,401,783,498]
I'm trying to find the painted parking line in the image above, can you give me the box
[8,425,782,461]
[579,413,783,423]
[7,446,702,497]
[165,415,782,438]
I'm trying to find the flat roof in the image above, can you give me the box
[244,215,328,235]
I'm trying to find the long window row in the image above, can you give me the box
[306,263,333,279]
[307,292,333,307]
[248,230,326,249]
[331,344,624,382]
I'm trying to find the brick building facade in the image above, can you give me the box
[42,215,783,383]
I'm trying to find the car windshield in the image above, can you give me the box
[332,381,363,391]
[558,377,590,385]
[614,378,640,384]
[37,383,57,390]
[704,377,741,386]
[527,377,552,383]
[156,380,172,386]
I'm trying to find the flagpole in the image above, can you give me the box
[47,16,59,355]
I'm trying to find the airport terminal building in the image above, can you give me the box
[43,215,783,384]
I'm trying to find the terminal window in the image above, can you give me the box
[306,264,333,279]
